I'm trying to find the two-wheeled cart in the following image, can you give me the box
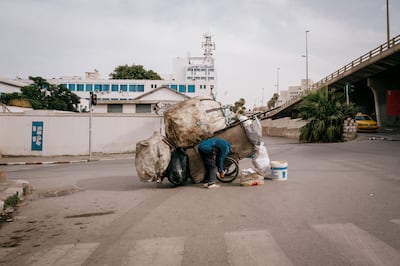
[186,112,268,184]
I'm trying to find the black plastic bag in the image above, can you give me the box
[167,148,190,186]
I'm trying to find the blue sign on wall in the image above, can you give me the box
[31,121,43,151]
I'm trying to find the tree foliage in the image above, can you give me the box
[267,93,279,109]
[0,76,80,112]
[230,98,246,114]
[296,87,356,143]
[109,64,162,80]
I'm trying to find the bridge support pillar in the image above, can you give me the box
[368,77,400,129]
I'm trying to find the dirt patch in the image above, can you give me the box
[38,185,83,198]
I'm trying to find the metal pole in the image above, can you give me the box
[387,0,390,46]
[305,30,309,90]
[262,88,264,106]
[89,98,92,161]
[277,67,280,94]
[345,83,349,105]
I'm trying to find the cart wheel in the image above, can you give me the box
[217,157,239,183]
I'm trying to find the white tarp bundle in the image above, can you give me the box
[164,96,227,148]
[135,131,171,182]
[252,142,271,177]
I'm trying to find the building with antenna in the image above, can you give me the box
[172,33,216,97]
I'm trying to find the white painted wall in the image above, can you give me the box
[0,110,164,156]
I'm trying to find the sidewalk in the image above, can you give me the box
[0,153,135,214]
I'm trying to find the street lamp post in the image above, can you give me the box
[89,99,92,161]
[387,0,390,45]
[305,30,309,90]
[262,88,264,106]
[277,67,280,94]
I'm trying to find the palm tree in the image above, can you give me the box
[296,87,356,143]
[268,93,279,109]
[230,98,246,114]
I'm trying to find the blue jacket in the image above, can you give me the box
[198,138,231,172]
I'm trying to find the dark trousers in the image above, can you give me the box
[199,150,217,184]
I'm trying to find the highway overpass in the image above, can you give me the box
[269,34,400,130]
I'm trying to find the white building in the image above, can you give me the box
[277,78,313,106]
[0,77,27,95]
[277,90,289,105]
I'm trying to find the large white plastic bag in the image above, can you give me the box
[164,96,227,148]
[239,115,262,145]
[135,132,171,182]
[252,142,271,177]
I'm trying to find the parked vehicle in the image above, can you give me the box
[355,113,378,132]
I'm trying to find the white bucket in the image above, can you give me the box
[270,161,288,181]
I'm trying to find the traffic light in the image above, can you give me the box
[90,92,97,106]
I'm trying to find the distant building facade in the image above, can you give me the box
[277,79,313,106]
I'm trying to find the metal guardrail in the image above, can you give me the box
[268,34,400,117]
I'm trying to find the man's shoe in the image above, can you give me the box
[208,183,220,189]
[203,183,209,188]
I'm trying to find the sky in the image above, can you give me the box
[1,0,399,106]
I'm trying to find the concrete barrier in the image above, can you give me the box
[261,118,307,139]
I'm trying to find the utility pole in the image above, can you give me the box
[262,88,264,106]
[277,67,280,94]
[89,98,92,161]
[387,0,390,45]
[89,92,97,161]
[305,30,309,90]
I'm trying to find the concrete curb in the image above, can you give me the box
[0,157,134,166]
[0,180,30,212]
[0,160,88,166]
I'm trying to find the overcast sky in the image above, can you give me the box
[1,0,399,106]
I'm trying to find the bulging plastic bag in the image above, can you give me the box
[135,132,171,182]
[238,115,262,145]
[164,96,227,148]
[166,148,190,186]
[252,142,271,178]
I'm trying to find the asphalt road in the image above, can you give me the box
[0,135,400,265]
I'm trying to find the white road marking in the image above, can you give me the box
[30,242,99,266]
[224,230,293,266]
[127,236,185,266]
[313,223,400,266]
